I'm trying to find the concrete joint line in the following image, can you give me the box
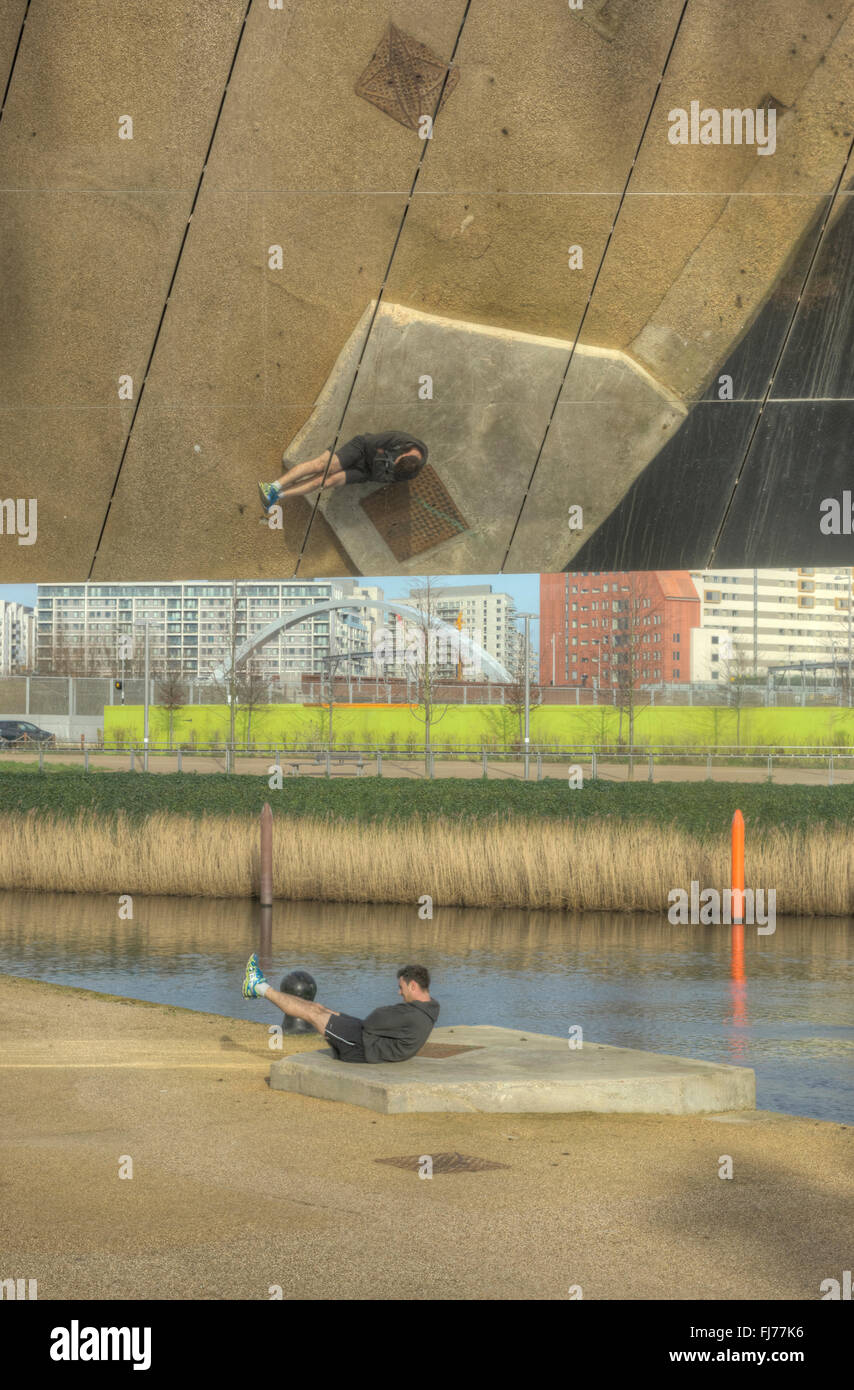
[0,0,31,127]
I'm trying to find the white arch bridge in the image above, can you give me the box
[213,598,512,684]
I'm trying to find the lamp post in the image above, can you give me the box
[229,579,237,765]
[518,612,535,780]
[589,650,601,700]
[143,619,150,772]
[848,570,853,707]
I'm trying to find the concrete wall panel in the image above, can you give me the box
[384,192,619,343]
[92,193,406,577]
[629,197,828,398]
[504,363,686,573]
[417,0,686,194]
[0,191,190,406]
[0,0,248,187]
[89,405,354,581]
[631,0,854,195]
[116,192,409,412]
[0,190,192,583]
[0,1,28,98]
[2,1,853,580]
[0,405,129,579]
[203,0,468,192]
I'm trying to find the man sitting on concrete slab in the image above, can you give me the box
[243,956,439,1064]
[257,430,428,510]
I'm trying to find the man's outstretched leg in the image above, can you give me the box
[242,954,368,1060]
[243,954,336,1035]
[258,451,340,511]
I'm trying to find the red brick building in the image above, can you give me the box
[539,572,700,688]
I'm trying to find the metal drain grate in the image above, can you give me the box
[375,1152,510,1173]
[360,464,468,560]
[416,1043,485,1059]
[355,23,460,131]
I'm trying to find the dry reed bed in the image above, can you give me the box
[0,812,850,916]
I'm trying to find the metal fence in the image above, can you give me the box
[1,673,852,715]
[4,740,853,784]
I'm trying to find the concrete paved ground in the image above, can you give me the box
[270,1024,756,1115]
[1,975,850,1300]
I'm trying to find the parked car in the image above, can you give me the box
[0,720,56,746]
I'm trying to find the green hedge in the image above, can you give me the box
[1,771,853,836]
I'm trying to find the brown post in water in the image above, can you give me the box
[260,802,273,907]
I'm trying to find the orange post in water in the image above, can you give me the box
[731,808,745,925]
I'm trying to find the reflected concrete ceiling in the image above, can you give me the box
[1,0,853,582]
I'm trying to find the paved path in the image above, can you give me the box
[1,975,850,1301]
[8,753,853,785]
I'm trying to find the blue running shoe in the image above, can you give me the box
[243,953,268,998]
[257,481,280,512]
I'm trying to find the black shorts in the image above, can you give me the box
[330,439,368,487]
[324,1012,368,1063]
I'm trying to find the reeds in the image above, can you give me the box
[0,811,850,916]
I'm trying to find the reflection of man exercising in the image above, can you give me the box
[258,430,428,511]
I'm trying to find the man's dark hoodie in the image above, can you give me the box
[361,998,440,1063]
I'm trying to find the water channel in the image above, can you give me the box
[0,891,851,1122]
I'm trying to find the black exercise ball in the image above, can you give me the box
[279,969,317,1032]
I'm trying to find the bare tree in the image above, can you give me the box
[234,657,269,746]
[44,625,85,676]
[720,642,755,748]
[576,700,612,753]
[586,575,668,777]
[206,581,244,751]
[154,669,188,748]
[404,578,451,772]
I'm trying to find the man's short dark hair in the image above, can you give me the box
[397,963,430,991]
[393,448,424,480]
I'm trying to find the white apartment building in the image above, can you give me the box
[0,600,35,673]
[34,581,378,681]
[332,581,385,674]
[399,583,519,673]
[689,568,854,680]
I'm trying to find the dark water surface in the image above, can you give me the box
[0,891,851,1123]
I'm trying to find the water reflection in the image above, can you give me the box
[728,923,748,1062]
[0,891,851,1122]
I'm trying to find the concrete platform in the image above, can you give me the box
[268,1025,756,1116]
[289,300,685,576]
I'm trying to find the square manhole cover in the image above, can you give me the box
[355,22,460,131]
[416,1043,485,1059]
[360,464,468,560]
[375,1152,510,1173]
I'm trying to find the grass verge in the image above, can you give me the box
[1,771,854,835]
